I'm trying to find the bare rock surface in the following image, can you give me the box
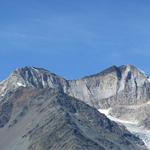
[0,87,146,150]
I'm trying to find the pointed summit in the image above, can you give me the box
[0,66,68,101]
[82,65,120,79]
[119,64,146,75]
[14,66,51,74]
[11,66,66,88]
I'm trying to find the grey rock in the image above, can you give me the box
[2,65,150,109]
[67,65,150,108]
[0,88,147,150]
[0,65,150,149]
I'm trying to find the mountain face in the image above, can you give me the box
[1,65,150,119]
[0,65,150,149]
[0,67,67,98]
[0,87,146,150]
[1,65,150,109]
[67,65,150,108]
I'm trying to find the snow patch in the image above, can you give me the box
[98,108,111,116]
[1,93,5,97]
[99,109,138,125]
[42,75,46,88]
[17,82,26,87]
[127,125,150,149]
[108,115,138,125]
[98,109,150,149]
[147,78,150,83]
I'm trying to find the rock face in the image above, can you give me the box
[1,65,150,121]
[0,87,146,150]
[1,65,150,109]
[0,67,67,97]
[67,65,150,108]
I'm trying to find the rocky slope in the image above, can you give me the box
[0,87,146,150]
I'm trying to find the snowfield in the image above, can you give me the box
[99,109,150,149]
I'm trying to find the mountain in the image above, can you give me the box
[2,65,150,109]
[0,65,150,149]
[67,65,150,108]
[0,66,67,97]
[0,87,146,150]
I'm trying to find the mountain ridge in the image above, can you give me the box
[0,64,150,149]
[1,64,150,107]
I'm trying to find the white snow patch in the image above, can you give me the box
[98,109,150,149]
[17,82,26,87]
[42,75,46,88]
[148,78,150,83]
[1,93,5,97]
[127,125,150,149]
[98,108,111,116]
[99,109,138,125]
[108,116,138,125]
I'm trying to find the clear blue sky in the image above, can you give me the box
[0,0,150,80]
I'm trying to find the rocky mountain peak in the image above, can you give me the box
[0,65,150,107]
[119,64,146,77]
[13,66,67,88]
[82,64,146,81]
[13,66,59,82]
[14,66,52,76]
[0,66,67,101]
[65,64,150,108]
